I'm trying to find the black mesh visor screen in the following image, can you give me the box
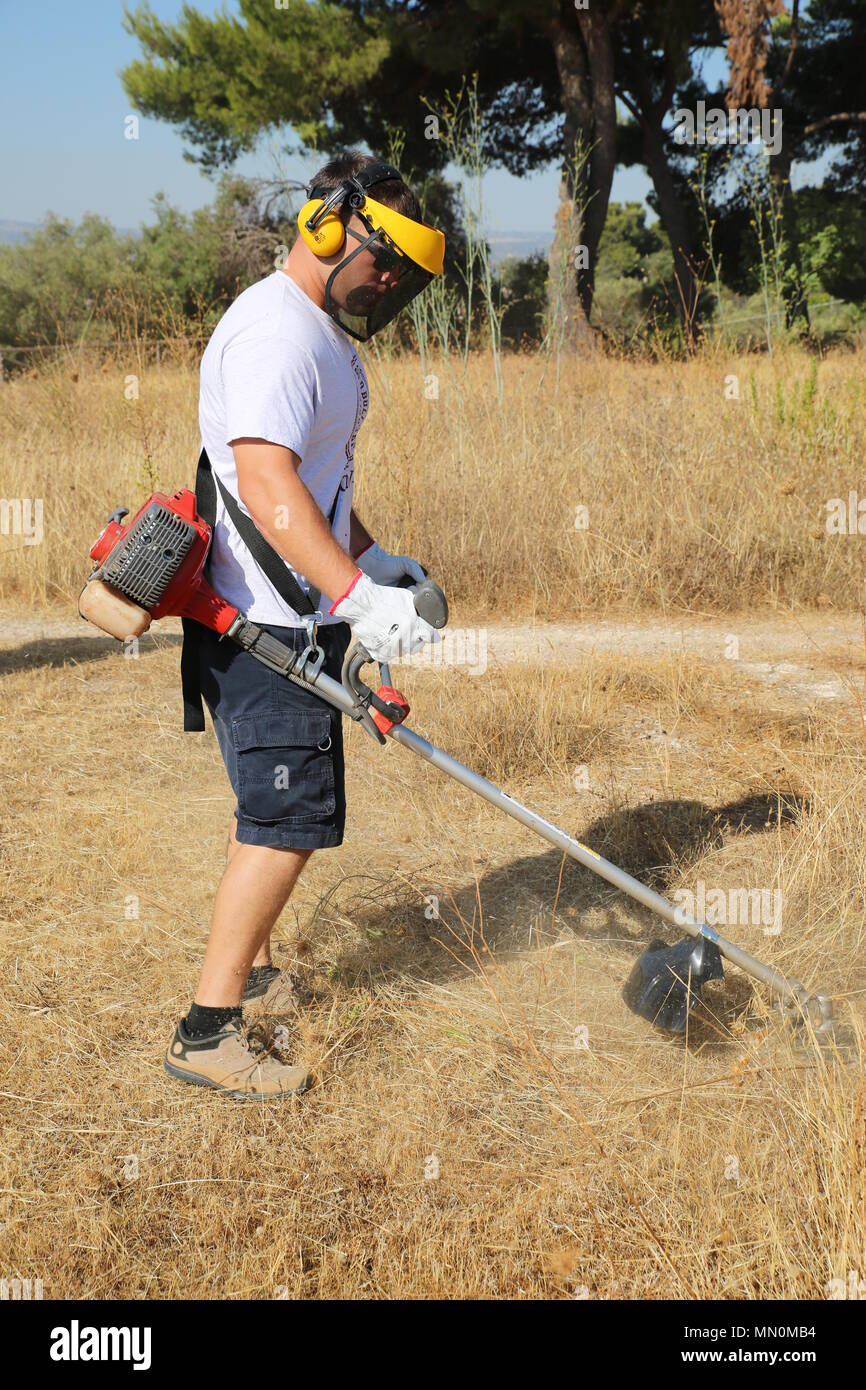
[323,230,434,341]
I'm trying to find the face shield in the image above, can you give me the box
[320,194,445,342]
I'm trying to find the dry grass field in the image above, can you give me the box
[1,346,865,1299]
[1,344,865,616]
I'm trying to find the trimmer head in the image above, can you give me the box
[623,935,725,1033]
[778,990,859,1064]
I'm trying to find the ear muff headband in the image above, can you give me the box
[298,192,444,277]
[297,162,404,258]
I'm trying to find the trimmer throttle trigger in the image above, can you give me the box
[372,685,410,736]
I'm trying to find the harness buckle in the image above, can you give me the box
[295,610,326,681]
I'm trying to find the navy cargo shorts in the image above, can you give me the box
[197,620,353,849]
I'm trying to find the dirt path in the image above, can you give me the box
[452,612,864,704]
[1,608,862,704]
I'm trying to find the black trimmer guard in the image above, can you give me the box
[623,935,725,1033]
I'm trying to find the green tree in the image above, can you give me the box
[593,202,676,337]
[795,189,866,301]
[0,177,300,352]
[614,0,723,338]
[782,0,866,196]
[702,0,866,334]
[121,0,390,170]
[0,213,136,347]
[134,175,296,317]
[126,1,861,345]
[497,254,548,349]
[714,0,811,327]
[120,0,710,347]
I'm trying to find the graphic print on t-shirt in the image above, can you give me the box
[331,350,369,538]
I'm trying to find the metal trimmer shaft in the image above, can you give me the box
[387,725,828,1023]
[270,641,837,1040]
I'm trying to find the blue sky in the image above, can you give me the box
[0,0,817,238]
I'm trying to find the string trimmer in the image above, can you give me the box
[79,489,851,1055]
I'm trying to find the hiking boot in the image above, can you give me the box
[242,963,301,1016]
[164,1017,312,1099]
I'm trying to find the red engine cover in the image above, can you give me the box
[89,489,238,635]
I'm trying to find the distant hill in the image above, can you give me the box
[487,232,552,265]
[0,217,550,263]
[0,220,43,244]
[0,219,137,244]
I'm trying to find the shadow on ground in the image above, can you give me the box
[304,790,806,995]
[0,632,181,677]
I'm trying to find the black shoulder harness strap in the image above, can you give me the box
[180,446,342,732]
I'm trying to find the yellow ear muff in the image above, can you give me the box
[297,199,347,257]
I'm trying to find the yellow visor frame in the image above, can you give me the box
[355,194,445,276]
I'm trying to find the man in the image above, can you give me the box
[164,153,445,1099]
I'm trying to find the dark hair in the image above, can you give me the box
[308,150,421,223]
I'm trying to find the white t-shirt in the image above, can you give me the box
[198,270,369,626]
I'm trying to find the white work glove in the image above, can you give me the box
[328,570,439,664]
[355,540,427,587]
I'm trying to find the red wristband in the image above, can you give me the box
[328,568,363,613]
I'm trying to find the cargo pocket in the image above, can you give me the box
[232,710,336,825]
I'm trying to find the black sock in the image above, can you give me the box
[184,1002,243,1039]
